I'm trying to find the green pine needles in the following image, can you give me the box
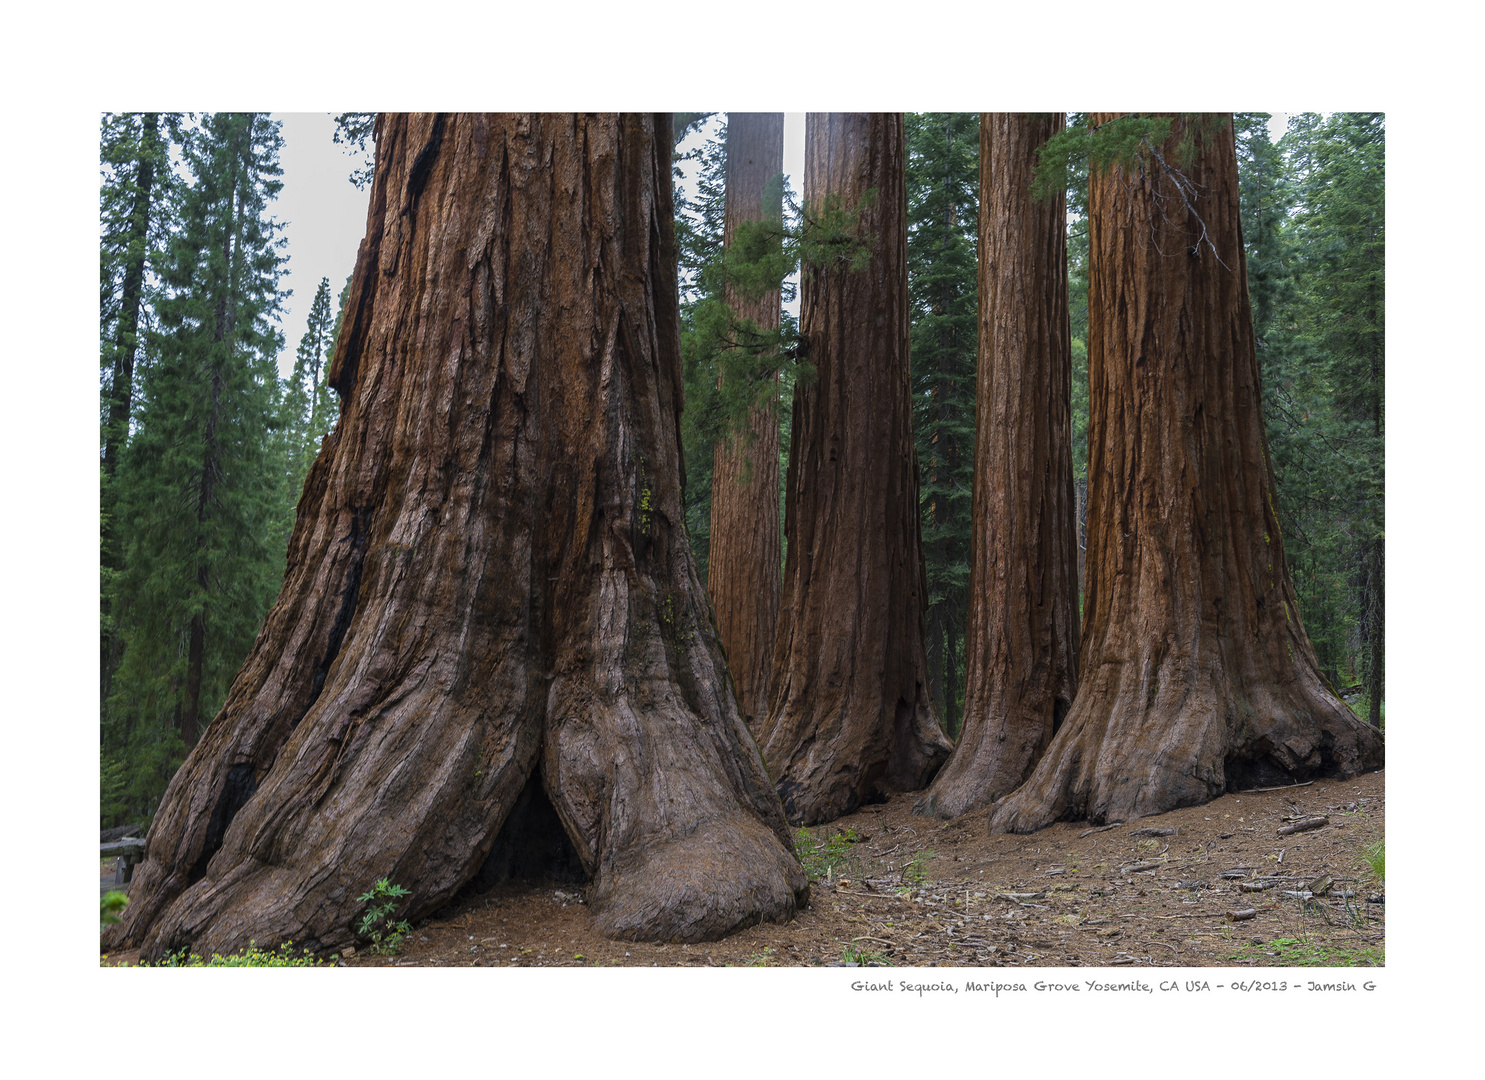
[1239,113,1385,704]
[675,116,874,579]
[102,112,291,823]
[1029,112,1232,203]
[906,112,978,736]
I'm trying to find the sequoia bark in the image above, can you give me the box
[988,114,1383,833]
[104,114,806,961]
[707,113,784,731]
[919,113,1080,819]
[759,112,951,826]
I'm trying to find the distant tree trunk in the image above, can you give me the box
[931,116,962,740]
[760,112,952,826]
[708,113,783,731]
[938,622,959,738]
[1363,333,1384,730]
[180,139,243,750]
[102,112,159,483]
[1075,475,1087,596]
[919,113,1080,819]
[105,114,806,962]
[988,114,1383,832]
[101,112,160,699]
[1363,535,1384,729]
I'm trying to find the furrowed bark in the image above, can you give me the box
[988,114,1383,833]
[105,114,806,962]
[708,113,783,732]
[919,113,1080,819]
[760,112,951,826]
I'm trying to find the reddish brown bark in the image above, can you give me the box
[708,113,783,731]
[988,115,1383,832]
[104,114,806,961]
[759,113,952,826]
[919,114,1080,819]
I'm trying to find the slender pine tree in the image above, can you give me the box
[905,112,978,736]
[106,113,288,816]
[100,112,179,709]
[1235,113,1385,723]
[287,280,337,468]
[676,118,729,577]
[1285,113,1385,722]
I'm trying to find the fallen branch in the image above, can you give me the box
[1079,823,1124,838]
[1238,780,1315,794]
[1129,827,1176,838]
[1306,874,1334,896]
[1119,861,1165,874]
[1278,816,1329,837]
[1226,909,1258,922]
[1155,913,1223,920]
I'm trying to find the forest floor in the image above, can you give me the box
[101,769,1384,969]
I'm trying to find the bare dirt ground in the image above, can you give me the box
[103,770,1383,969]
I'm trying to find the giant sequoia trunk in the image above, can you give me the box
[988,115,1383,833]
[919,114,1080,819]
[104,114,807,961]
[708,113,783,731]
[760,113,952,826]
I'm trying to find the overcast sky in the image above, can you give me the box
[270,113,371,379]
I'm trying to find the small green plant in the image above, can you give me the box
[101,889,129,930]
[1228,936,1383,967]
[161,941,323,967]
[637,454,655,535]
[1345,696,1384,729]
[356,878,413,955]
[108,941,323,967]
[745,947,777,967]
[1363,839,1385,882]
[903,848,936,886]
[794,827,862,882]
[840,942,892,966]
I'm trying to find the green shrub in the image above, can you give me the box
[1228,936,1383,967]
[839,943,892,966]
[106,941,323,967]
[356,878,413,955]
[794,827,862,882]
[903,848,936,885]
[100,889,129,930]
[1363,839,1384,882]
[158,941,323,967]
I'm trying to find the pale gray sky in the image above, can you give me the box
[270,113,371,379]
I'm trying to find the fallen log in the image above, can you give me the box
[1277,816,1329,836]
